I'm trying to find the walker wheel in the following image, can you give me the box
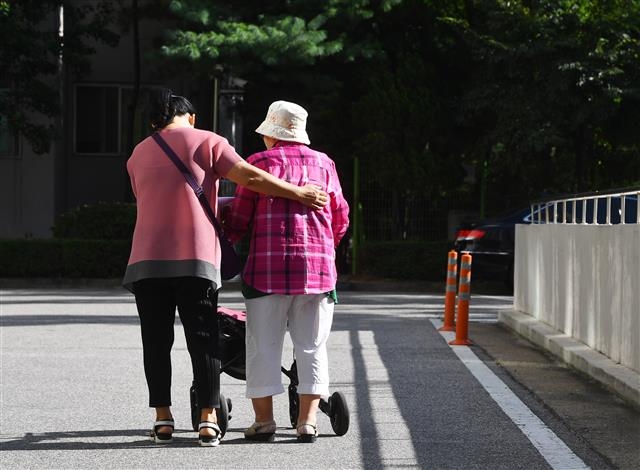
[288,383,299,428]
[190,383,199,431]
[328,391,350,436]
[190,385,230,437]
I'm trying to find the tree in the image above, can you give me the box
[0,0,118,154]
[156,1,473,238]
[158,1,442,161]
[442,0,640,208]
[155,0,639,229]
[156,0,407,171]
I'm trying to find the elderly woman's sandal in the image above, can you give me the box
[198,421,221,447]
[296,423,318,443]
[150,418,174,444]
[244,420,276,442]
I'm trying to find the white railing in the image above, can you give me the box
[530,188,640,225]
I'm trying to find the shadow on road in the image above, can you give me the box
[1,429,157,450]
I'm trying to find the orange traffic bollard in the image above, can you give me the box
[439,250,457,331]
[450,253,473,346]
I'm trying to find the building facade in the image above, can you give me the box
[1,5,242,239]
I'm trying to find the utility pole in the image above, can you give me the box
[55,2,68,215]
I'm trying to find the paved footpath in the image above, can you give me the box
[1,286,638,469]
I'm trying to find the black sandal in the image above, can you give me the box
[296,423,318,443]
[244,420,276,442]
[150,418,174,444]
[198,421,221,447]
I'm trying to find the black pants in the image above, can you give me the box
[133,277,220,409]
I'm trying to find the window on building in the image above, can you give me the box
[75,84,154,155]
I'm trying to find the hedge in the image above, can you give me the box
[6,201,449,280]
[0,239,130,278]
[0,238,451,280]
[358,240,451,281]
[52,202,136,240]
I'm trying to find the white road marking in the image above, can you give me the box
[431,319,590,470]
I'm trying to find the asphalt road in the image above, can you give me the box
[1,285,638,469]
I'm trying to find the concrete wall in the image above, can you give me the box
[515,224,640,373]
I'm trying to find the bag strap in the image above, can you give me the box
[151,132,228,239]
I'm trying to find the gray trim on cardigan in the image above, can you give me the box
[123,259,220,293]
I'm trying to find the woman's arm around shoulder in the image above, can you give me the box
[225,159,328,210]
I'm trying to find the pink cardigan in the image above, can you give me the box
[123,127,242,291]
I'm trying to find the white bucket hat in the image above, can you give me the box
[255,100,311,145]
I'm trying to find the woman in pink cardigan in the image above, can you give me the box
[123,89,327,447]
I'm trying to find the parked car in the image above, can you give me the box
[453,207,526,290]
[454,193,638,290]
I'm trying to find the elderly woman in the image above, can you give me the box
[225,100,350,443]
[123,90,327,447]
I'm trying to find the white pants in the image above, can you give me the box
[244,294,334,399]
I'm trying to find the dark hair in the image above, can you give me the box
[148,88,196,130]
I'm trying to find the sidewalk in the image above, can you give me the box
[499,309,640,409]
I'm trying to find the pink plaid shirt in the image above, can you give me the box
[225,142,349,294]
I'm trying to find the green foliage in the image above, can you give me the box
[0,0,119,154]
[0,239,130,278]
[164,16,341,66]
[8,0,639,241]
[160,0,411,77]
[52,202,136,240]
[0,238,448,281]
[441,0,640,202]
[161,2,350,74]
[159,0,638,215]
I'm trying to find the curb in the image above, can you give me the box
[0,278,125,289]
[337,280,443,293]
[1,278,508,294]
[499,309,640,410]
